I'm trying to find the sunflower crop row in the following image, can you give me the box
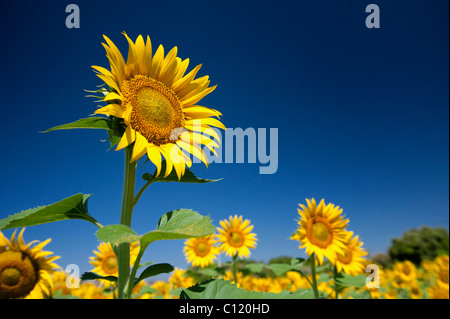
[1,216,448,299]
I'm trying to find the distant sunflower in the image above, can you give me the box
[92,32,225,179]
[290,198,349,265]
[184,235,220,268]
[216,215,257,259]
[334,231,367,276]
[89,241,140,287]
[0,229,60,299]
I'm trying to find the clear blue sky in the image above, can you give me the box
[1,0,448,276]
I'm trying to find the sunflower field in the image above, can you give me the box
[0,32,448,300]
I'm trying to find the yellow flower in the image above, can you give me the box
[92,32,225,179]
[393,260,417,283]
[71,282,113,299]
[169,268,195,289]
[89,241,140,287]
[427,283,449,299]
[216,215,257,259]
[334,231,367,276]
[407,281,424,299]
[0,229,60,299]
[184,235,220,268]
[290,198,349,265]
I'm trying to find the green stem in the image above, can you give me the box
[310,253,319,299]
[125,249,145,298]
[117,146,136,299]
[232,254,238,285]
[333,265,339,299]
[133,179,153,207]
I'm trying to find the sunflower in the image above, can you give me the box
[169,268,195,289]
[89,241,140,287]
[92,32,225,179]
[184,235,220,268]
[290,198,349,265]
[0,229,60,299]
[216,215,257,259]
[334,231,367,276]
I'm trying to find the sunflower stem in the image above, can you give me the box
[232,254,238,285]
[333,265,339,299]
[310,253,319,299]
[117,146,136,299]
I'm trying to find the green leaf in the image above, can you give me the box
[142,161,222,184]
[95,224,140,245]
[265,263,297,277]
[244,263,265,274]
[136,263,174,284]
[335,273,367,289]
[42,117,112,133]
[180,279,309,299]
[81,272,117,282]
[139,209,215,250]
[0,194,100,230]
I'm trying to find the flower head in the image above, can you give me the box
[184,235,220,268]
[216,215,257,259]
[334,231,367,275]
[92,32,225,179]
[290,198,349,264]
[0,229,60,299]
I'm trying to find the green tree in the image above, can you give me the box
[388,226,449,265]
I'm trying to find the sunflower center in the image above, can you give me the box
[0,267,21,287]
[337,249,353,265]
[123,75,185,146]
[229,231,245,247]
[102,256,118,274]
[0,250,38,299]
[308,219,333,248]
[194,242,210,257]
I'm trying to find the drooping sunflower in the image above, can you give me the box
[89,241,140,287]
[0,229,60,299]
[216,215,257,259]
[92,32,225,179]
[183,235,220,268]
[334,231,367,276]
[290,198,349,265]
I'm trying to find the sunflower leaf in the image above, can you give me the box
[136,263,174,285]
[180,279,310,299]
[142,161,222,184]
[139,209,215,250]
[0,193,100,230]
[81,272,117,282]
[95,224,140,245]
[335,273,367,289]
[42,117,113,133]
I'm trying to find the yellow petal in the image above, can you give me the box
[130,132,148,162]
[180,85,217,107]
[146,144,162,177]
[172,64,202,93]
[149,45,164,80]
[186,118,225,130]
[94,104,124,118]
[116,126,135,151]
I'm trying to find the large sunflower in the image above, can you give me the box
[333,231,367,276]
[0,229,60,299]
[92,32,225,179]
[184,235,220,268]
[290,198,349,265]
[216,215,257,259]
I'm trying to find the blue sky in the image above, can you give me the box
[1,0,448,277]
